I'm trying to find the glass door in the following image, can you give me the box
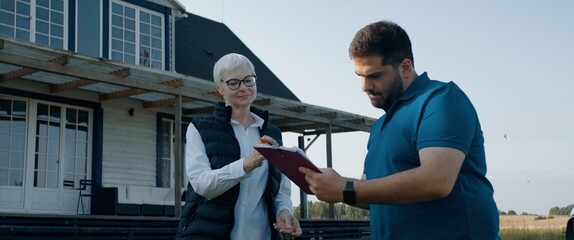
[0,98,27,210]
[30,102,91,213]
[0,96,92,214]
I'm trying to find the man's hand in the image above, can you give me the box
[273,209,302,237]
[299,167,346,203]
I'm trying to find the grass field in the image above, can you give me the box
[499,215,570,240]
[500,215,569,229]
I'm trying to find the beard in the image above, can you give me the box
[369,68,404,112]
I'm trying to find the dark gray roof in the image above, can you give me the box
[174,13,300,101]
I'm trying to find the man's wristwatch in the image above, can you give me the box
[343,181,356,205]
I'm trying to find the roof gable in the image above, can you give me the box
[174,13,300,101]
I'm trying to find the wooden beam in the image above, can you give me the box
[108,67,130,77]
[253,98,271,106]
[284,106,307,113]
[49,55,69,65]
[207,91,221,97]
[256,104,371,132]
[0,51,180,95]
[280,125,352,135]
[50,78,96,92]
[143,96,194,108]
[316,112,337,119]
[0,55,68,82]
[99,78,182,101]
[270,117,302,126]
[279,123,327,133]
[345,117,365,125]
[50,67,130,93]
[182,106,214,115]
[0,67,38,82]
[100,88,147,100]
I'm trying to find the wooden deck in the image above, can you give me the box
[0,213,369,239]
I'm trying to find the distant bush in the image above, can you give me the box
[534,215,554,220]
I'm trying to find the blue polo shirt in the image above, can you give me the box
[364,72,500,239]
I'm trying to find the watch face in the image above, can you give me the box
[344,190,356,205]
[344,181,356,205]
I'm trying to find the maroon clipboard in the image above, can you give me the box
[254,144,322,195]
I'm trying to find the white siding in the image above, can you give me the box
[102,103,158,186]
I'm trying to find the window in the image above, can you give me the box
[110,0,164,69]
[0,0,66,49]
[160,118,186,188]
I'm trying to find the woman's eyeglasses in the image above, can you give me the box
[221,75,257,90]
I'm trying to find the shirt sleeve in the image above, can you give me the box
[417,82,477,154]
[274,173,294,217]
[185,123,250,200]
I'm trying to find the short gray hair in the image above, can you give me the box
[213,53,256,85]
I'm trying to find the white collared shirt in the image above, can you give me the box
[185,112,293,240]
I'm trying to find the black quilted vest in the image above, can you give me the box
[176,102,284,240]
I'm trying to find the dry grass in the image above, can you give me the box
[500,215,570,229]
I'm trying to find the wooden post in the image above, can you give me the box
[174,93,182,218]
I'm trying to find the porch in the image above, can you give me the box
[0,213,369,239]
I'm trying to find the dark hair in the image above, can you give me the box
[348,20,414,68]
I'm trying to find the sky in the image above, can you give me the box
[177,0,574,215]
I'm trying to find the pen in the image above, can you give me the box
[259,138,280,147]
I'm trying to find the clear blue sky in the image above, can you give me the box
[178,0,574,215]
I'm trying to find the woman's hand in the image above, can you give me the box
[243,150,265,173]
[258,135,279,146]
[244,135,279,173]
[274,209,302,237]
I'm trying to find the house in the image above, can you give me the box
[0,0,374,218]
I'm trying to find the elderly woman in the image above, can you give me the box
[176,53,302,239]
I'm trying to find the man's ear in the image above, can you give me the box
[399,58,414,79]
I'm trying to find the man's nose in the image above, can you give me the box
[361,77,372,92]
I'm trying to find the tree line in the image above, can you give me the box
[295,201,574,219]
[499,204,573,216]
[293,201,369,220]
[548,204,574,215]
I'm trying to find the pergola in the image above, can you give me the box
[0,37,375,218]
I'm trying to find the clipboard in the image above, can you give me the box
[253,144,322,195]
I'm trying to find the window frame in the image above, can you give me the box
[157,114,188,189]
[108,0,165,70]
[0,0,68,50]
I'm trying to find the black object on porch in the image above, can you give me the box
[76,179,93,215]
[0,214,369,239]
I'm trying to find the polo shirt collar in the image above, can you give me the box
[399,72,431,101]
